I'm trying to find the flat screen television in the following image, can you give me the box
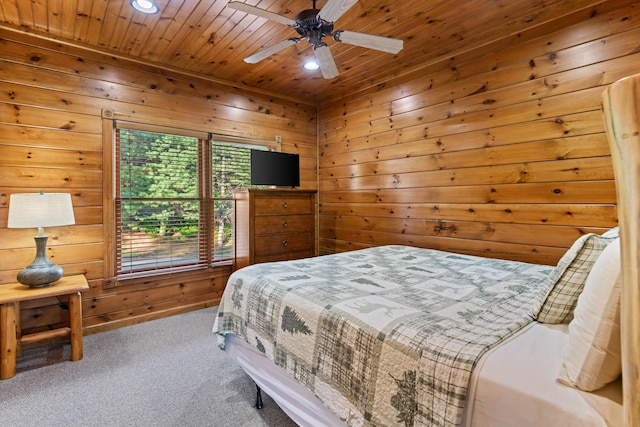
[250,149,300,187]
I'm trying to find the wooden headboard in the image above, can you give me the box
[601,74,640,427]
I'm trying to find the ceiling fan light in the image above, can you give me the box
[304,61,320,70]
[130,0,159,14]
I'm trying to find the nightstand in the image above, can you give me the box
[0,274,89,379]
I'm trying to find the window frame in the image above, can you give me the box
[115,124,211,277]
[101,109,277,287]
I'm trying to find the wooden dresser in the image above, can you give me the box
[233,189,317,270]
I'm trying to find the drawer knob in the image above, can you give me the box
[282,201,288,208]
[282,240,288,247]
[282,220,288,227]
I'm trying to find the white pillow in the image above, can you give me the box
[557,238,621,391]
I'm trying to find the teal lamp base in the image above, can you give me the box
[16,236,63,288]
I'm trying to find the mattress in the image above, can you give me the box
[225,322,623,427]
[214,245,553,426]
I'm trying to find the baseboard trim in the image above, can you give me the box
[83,299,221,335]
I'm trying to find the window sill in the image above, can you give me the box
[104,261,233,289]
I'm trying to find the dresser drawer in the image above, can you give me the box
[254,196,311,214]
[254,215,313,235]
[254,232,313,256]
[234,189,316,271]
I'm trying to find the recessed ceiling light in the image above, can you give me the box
[304,61,319,70]
[130,0,159,14]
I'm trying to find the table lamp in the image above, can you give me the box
[7,192,76,287]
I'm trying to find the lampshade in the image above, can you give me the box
[8,192,75,229]
[7,192,75,288]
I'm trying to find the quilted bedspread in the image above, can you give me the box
[213,245,552,426]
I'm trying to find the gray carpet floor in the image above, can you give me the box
[0,307,297,427]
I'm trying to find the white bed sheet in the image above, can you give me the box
[464,322,623,427]
[224,323,623,427]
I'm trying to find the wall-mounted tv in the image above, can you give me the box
[250,149,300,187]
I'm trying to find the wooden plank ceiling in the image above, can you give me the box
[0,0,605,104]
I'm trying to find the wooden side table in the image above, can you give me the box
[0,274,89,379]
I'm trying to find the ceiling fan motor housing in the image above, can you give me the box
[295,9,334,48]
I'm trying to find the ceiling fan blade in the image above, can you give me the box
[244,39,300,64]
[334,30,403,54]
[314,45,339,79]
[317,0,358,23]
[227,1,296,26]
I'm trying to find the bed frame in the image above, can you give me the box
[601,73,640,427]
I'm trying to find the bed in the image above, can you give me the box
[213,240,623,426]
[213,73,640,426]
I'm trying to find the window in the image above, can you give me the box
[211,140,267,260]
[115,123,269,276]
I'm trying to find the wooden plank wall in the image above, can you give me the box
[0,29,317,335]
[317,1,639,265]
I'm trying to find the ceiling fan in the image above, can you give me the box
[227,0,404,79]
